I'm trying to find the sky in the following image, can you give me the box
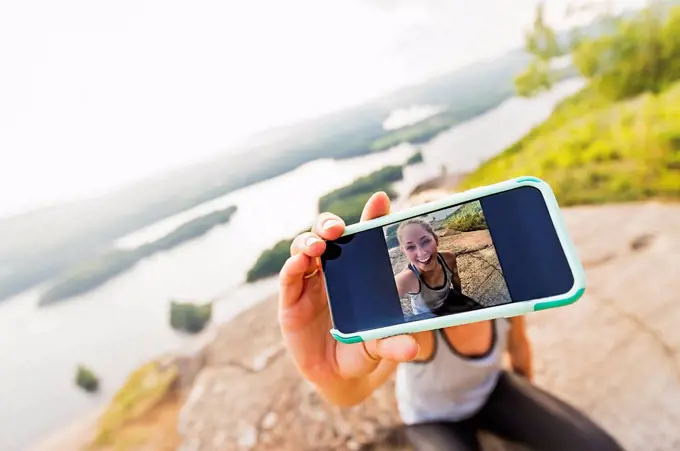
[0,0,616,218]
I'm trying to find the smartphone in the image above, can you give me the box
[320,176,586,344]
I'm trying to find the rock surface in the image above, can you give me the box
[178,201,680,451]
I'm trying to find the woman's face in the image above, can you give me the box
[400,224,439,272]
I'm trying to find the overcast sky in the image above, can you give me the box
[0,0,622,218]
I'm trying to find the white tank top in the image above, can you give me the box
[407,253,482,316]
[395,319,509,424]
[407,253,453,314]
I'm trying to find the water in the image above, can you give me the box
[0,78,583,450]
[424,78,584,174]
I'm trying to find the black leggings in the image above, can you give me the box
[432,290,483,316]
[405,372,625,451]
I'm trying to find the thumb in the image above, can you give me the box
[335,334,418,379]
[360,191,391,222]
[366,334,419,362]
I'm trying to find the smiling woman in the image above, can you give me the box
[387,200,511,320]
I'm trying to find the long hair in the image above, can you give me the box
[396,217,438,247]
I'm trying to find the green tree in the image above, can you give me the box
[515,60,553,97]
[571,1,680,100]
[169,301,212,334]
[246,237,299,283]
[514,2,563,97]
[525,2,562,60]
[76,365,100,393]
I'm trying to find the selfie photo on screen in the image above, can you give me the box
[384,200,512,321]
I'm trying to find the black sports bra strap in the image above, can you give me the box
[408,263,423,281]
[437,253,452,283]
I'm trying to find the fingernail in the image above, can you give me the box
[305,236,320,247]
[322,219,339,231]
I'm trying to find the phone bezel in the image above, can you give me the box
[324,176,586,344]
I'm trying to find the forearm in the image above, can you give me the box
[508,339,534,380]
[316,379,373,407]
[442,252,462,291]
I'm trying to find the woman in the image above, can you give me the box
[279,192,623,451]
[394,217,482,318]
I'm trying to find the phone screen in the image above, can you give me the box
[321,185,574,334]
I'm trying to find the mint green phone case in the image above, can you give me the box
[327,176,586,344]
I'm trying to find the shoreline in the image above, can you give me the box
[27,277,277,451]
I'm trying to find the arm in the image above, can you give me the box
[507,316,534,381]
[319,360,399,407]
[367,359,400,393]
[319,272,417,406]
[395,270,417,297]
[441,251,462,292]
[315,272,416,407]
[332,271,418,397]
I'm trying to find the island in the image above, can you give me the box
[38,206,238,305]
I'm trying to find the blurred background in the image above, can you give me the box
[1,0,679,450]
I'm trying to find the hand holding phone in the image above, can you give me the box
[278,192,419,407]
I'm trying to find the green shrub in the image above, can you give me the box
[460,80,680,206]
[169,301,212,334]
[479,4,680,206]
[76,365,100,393]
[445,202,488,232]
[246,237,297,283]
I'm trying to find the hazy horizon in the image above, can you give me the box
[0,0,625,219]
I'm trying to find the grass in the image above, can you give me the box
[459,82,680,205]
[89,361,179,449]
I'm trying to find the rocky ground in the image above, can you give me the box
[443,233,512,307]
[176,201,680,451]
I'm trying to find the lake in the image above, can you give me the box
[0,78,584,451]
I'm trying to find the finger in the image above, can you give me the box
[312,212,345,240]
[336,334,418,379]
[366,334,419,362]
[360,191,391,222]
[279,253,314,309]
[290,232,326,258]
